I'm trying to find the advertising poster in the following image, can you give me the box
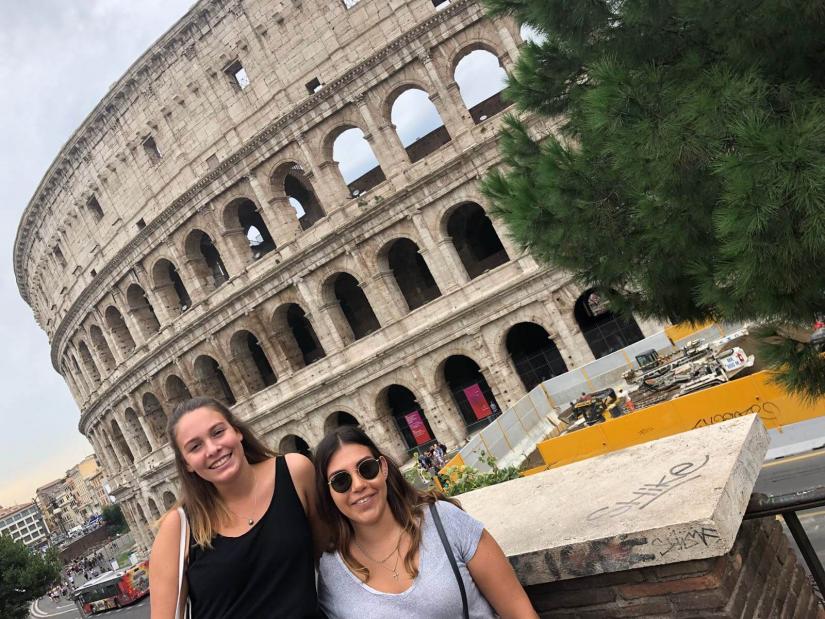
[463,383,493,420]
[404,410,432,445]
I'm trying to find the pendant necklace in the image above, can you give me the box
[354,529,404,580]
[229,465,259,527]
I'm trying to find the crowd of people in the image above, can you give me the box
[415,441,448,479]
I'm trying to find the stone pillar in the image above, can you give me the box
[133,263,172,327]
[246,173,299,248]
[294,277,345,353]
[247,311,293,381]
[495,23,521,70]
[419,51,476,148]
[165,240,209,303]
[366,413,408,464]
[111,288,147,347]
[437,236,471,286]
[409,211,460,294]
[92,308,126,366]
[131,393,161,451]
[543,300,595,369]
[200,205,246,276]
[294,133,348,211]
[353,95,408,183]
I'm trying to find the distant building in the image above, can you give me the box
[36,455,111,536]
[0,503,48,548]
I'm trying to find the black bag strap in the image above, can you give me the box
[429,502,469,619]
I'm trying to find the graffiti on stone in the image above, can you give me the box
[693,401,779,429]
[651,526,720,557]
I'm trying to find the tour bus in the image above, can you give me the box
[72,560,149,616]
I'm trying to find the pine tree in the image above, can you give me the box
[481,0,825,398]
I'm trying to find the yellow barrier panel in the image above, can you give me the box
[538,370,825,471]
[664,320,717,343]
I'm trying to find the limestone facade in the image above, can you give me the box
[14,0,660,552]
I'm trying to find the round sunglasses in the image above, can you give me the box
[327,457,382,493]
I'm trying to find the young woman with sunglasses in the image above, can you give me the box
[314,426,537,619]
[148,397,326,618]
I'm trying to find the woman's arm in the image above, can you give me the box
[467,529,539,619]
[149,509,185,619]
[285,452,330,559]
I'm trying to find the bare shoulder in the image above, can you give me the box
[284,452,315,483]
[152,508,183,553]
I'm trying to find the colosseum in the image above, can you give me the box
[14,0,660,552]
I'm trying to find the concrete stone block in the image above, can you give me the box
[459,414,769,585]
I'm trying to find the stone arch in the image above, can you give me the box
[229,329,277,393]
[147,497,161,520]
[505,322,569,392]
[324,272,381,341]
[111,418,134,465]
[67,352,90,397]
[445,202,509,279]
[223,197,276,260]
[323,411,360,435]
[439,354,501,429]
[272,303,326,369]
[77,340,101,387]
[124,407,152,456]
[279,434,312,458]
[126,283,161,337]
[151,258,192,316]
[376,384,435,451]
[574,289,644,359]
[193,355,236,405]
[271,162,327,231]
[162,491,177,510]
[104,306,136,355]
[388,85,450,162]
[164,374,192,411]
[453,46,509,123]
[89,324,116,373]
[184,229,230,291]
[328,125,385,197]
[141,393,169,445]
[382,238,441,311]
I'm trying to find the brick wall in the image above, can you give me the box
[525,519,825,618]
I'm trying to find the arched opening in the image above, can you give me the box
[282,165,326,230]
[165,375,192,411]
[447,202,509,279]
[383,385,436,450]
[98,430,120,472]
[443,355,501,429]
[506,322,569,392]
[454,48,509,123]
[332,272,380,340]
[152,258,191,315]
[283,304,326,367]
[332,127,385,197]
[279,434,312,459]
[89,325,116,373]
[77,341,101,386]
[387,239,441,311]
[574,289,644,359]
[68,354,90,396]
[229,198,276,259]
[162,491,177,510]
[147,498,161,520]
[124,407,152,456]
[390,88,451,163]
[184,229,229,291]
[142,393,168,445]
[194,355,236,405]
[111,419,134,465]
[323,411,360,435]
[126,284,161,336]
[230,330,277,393]
[104,306,136,355]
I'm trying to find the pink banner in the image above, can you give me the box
[404,410,431,446]
[463,383,493,420]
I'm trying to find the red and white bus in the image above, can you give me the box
[72,560,149,616]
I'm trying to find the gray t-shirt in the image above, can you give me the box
[318,501,497,619]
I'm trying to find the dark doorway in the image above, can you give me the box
[506,323,569,392]
[574,289,644,359]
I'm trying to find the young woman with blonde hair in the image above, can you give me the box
[149,396,325,618]
[314,426,537,619]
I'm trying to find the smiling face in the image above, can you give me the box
[325,442,390,527]
[174,406,245,485]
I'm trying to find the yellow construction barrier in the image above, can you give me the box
[664,320,721,344]
[537,370,825,471]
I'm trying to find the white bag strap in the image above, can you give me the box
[174,506,189,619]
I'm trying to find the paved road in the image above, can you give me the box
[30,596,149,619]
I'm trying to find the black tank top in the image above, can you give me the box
[187,456,323,618]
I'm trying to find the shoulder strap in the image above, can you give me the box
[175,507,191,619]
[428,502,468,619]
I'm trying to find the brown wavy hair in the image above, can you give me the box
[314,426,458,581]
[166,396,275,548]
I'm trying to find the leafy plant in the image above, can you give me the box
[0,536,60,619]
[441,452,522,497]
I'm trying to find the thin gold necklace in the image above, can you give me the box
[228,465,259,527]
[354,530,404,580]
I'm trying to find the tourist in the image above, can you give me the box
[314,426,538,619]
[148,396,325,618]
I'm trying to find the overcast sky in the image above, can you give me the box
[0,1,194,507]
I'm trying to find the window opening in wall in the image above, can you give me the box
[332,127,385,197]
[90,269,97,278]
[447,202,509,278]
[506,322,569,392]
[574,289,644,359]
[235,199,275,258]
[387,239,441,311]
[53,246,67,268]
[342,0,360,8]
[286,304,326,366]
[444,355,500,431]
[87,195,104,221]
[305,77,323,94]
[206,154,220,170]
[225,60,250,90]
[454,49,509,123]
[433,0,451,10]
[199,235,229,287]
[136,218,146,230]
[143,136,162,163]
[284,166,325,230]
[333,273,380,340]
[391,88,451,163]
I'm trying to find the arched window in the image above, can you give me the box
[447,202,509,278]
[323,411,360,434]
[162,491,177,511]
[574,289,644,359]
[331,272,380,340]
[152,259,191,315]
[125,407,152,456]
[390,88,450,162]
[386,239,441,311]
[111,419,134,464]
[77,341,101,387]
[230,330,277,393]
[226,198,276,259]
[281,165,326,230]
[286,304,326,366]
[506,322,569,392]
[126,284,161,336]
[142,393,168,445]
[104,306,136,355]
[194,355,236,405]
[89,325,116,373]
[279,435,312,458]
[381,385,436,450]
[184,229,229,290]
[443,355,500,429]
[332,127,385,196]
[454,49,509,123]
[147,498,161,520]
[165,375,192,410]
